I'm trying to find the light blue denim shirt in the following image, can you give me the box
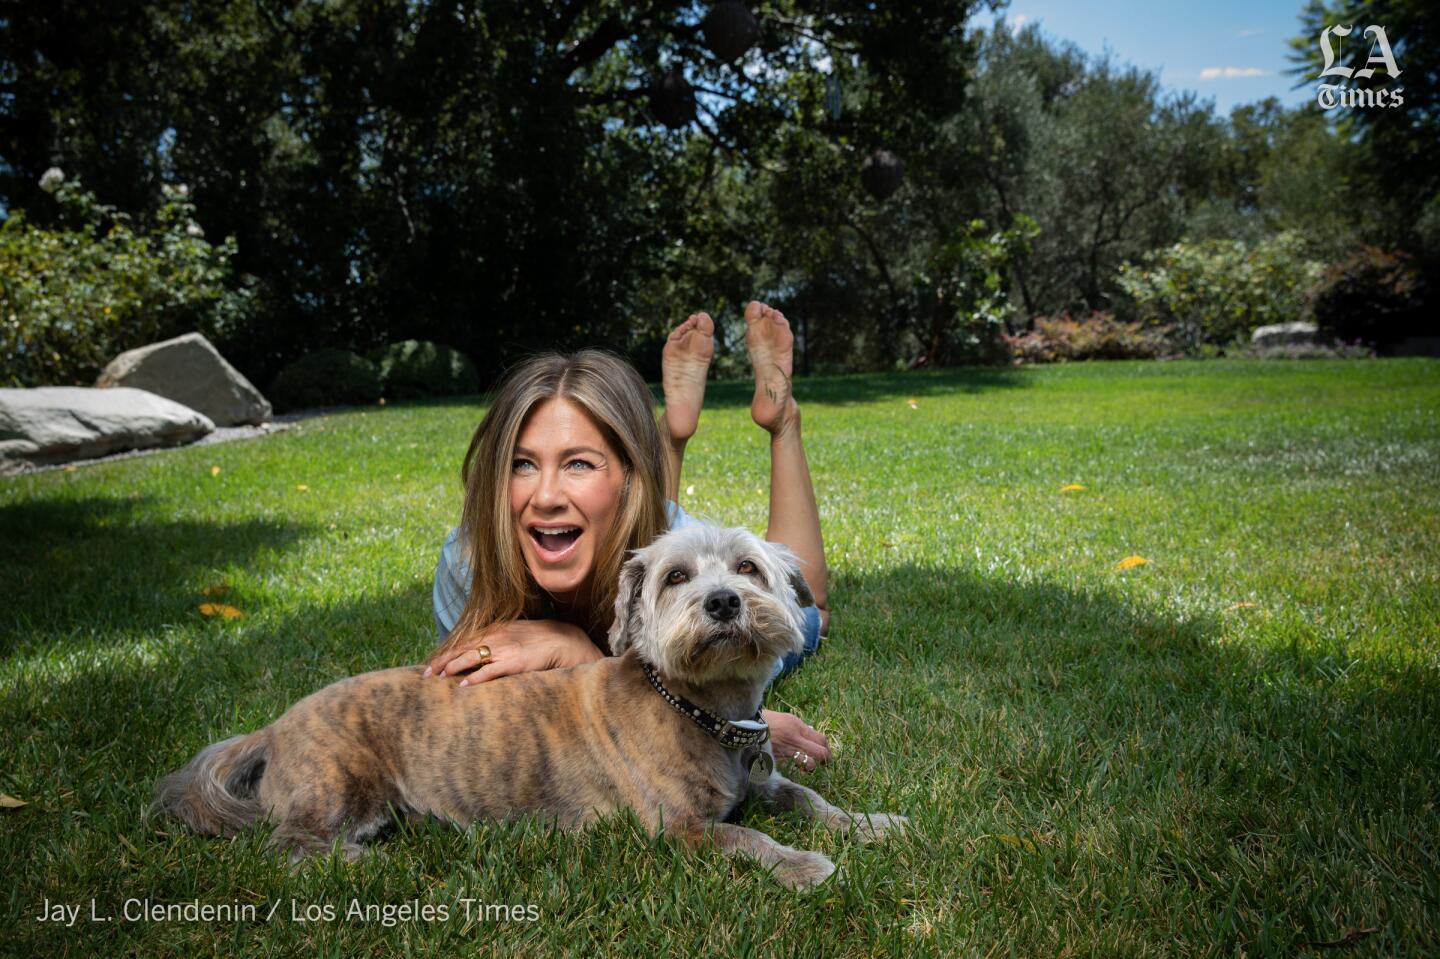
[431,500,822,682]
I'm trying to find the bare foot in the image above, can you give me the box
[744,301,798,435]
[661,312,714,444]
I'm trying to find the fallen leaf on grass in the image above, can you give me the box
[1060,484,1086,493]
[200,584,231,597]
[995,834,1037,852]
[210,466,221,477]
[906,398,919,409]
[198,603,243,620]
[295,484,309,492]
[0,794,27,809]
[1114,555,1150,571]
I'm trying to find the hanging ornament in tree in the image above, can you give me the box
[860,149,905,200]
[702,0,759,63]
[650,68,697,129]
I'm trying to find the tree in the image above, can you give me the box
[1,0,980,383]
[1289,0,1440,256]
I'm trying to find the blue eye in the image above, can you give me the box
[566,459,596,471]
[511,459,536,474]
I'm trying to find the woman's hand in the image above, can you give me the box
[763,708,831,773]
[424,621,604,686]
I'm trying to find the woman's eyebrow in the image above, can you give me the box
[512,445,607,459]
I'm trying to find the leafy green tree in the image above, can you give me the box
[1289,0,1440,256]
[1,0,980,382]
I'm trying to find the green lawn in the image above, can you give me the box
[4,358,1438,957]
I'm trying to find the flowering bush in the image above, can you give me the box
[1006,312,1170,364]
[0,170,254,387]
[1115,232,1323,353]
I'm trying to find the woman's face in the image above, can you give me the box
[510,397,627,606]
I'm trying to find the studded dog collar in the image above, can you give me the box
[641,662,770,749]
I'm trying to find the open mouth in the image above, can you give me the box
[529,525,582,561]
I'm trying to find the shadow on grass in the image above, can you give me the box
[0,495,317,651]
[824,563,1438,854]
[8,558,1437,954]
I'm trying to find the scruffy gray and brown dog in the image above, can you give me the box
[153,524,906,888]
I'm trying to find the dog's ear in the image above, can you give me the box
[788,563,814,609]
[608,552,647,655]
[767,540,814,609]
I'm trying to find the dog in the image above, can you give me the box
[152,524,906,888]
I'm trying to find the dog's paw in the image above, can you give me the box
[771,849,836,890]
[848,811,909,843]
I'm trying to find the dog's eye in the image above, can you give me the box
[736,560,757,575]
[665,569,689,586]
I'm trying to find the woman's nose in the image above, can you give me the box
[533,467,567,509]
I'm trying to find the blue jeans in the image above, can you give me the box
[772,605,824,683]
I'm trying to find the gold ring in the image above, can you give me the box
[476,644,492,664]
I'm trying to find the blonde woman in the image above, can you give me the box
[425,302,831,771]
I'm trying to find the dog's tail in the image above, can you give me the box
[151,730,271,836]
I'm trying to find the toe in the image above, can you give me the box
[744,300,764,324]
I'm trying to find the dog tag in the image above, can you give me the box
[747,751,774,785]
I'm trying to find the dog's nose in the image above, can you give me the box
[704,588,742,622]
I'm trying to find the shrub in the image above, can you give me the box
[370,340,480,400]
[1115,232,1323,353]
[0,170,254,387]
[1006,312,1170,364]
[914,217,1037,367]
[1307,247,1430,351]
[268,350,382,412]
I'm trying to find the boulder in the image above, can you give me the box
[96,332,271,426]
[1251,321,1318,348]
[0,387,214,467]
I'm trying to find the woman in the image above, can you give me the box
[424,302,832,770]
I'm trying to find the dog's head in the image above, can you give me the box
[607,524,814,684]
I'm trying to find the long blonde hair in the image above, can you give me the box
[442,350,670,654]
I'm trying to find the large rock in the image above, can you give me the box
[96,332,271,426]
[1251,321,1318,348]
[0,387,214,467]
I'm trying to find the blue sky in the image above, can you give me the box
[972,0,1315,116]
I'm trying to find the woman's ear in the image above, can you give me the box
[607,553,647,655]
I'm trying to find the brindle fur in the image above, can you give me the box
[153,525,906,888]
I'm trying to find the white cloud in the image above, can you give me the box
[1237,28,1264,38]
[1199,66,1269,80]
[1009,14,1029,36]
